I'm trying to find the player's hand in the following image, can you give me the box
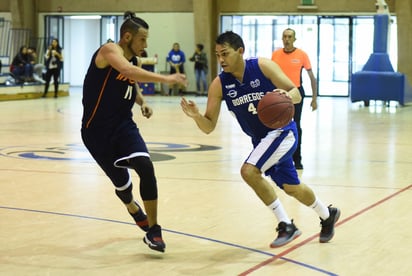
[180,97,200,118]
[141,103,153,118]
[311,98,318,111]
[272,88,291,99]
[167,73,188,88]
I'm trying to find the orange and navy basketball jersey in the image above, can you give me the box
[82,49,138,129]
[271,48,312,88]
[220,58,295,146]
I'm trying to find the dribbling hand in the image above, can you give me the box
[141,104,153,118]
[272,88,292,99]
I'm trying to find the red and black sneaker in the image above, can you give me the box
[143,224,166,253]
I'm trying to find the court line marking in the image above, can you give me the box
[0,205,335,275]
[238,183,412,275]
[2,184,409,275]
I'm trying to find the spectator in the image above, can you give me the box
[42,38,63,98]
[11,46,32,83]
[189,43,208,96]
[28,46,45,83]
[166,42,186,95]
[140,50,158,72]
[27,46,37,65]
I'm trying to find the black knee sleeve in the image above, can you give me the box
[129,156,158,200]
[115,183,133,204]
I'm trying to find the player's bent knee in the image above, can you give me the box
[284,183,315,205]
[129,156,158,200]
[240,163,260,181]
[283,184,301,197]
[129,156,154,174]
[115,183,133,204]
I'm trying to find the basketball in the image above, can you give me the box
[257,91,295,129]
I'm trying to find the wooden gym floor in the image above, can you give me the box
[0,87,411,276]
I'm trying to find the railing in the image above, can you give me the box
[0,19,33,71]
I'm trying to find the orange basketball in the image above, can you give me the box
[257,91,295,129]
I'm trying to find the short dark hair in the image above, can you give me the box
[120,11,149,37]
[284,28,296,37]
[196,43,204,51]
[216,31,244,51]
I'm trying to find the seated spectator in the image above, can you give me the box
[166,42,186,96]
[11,46,33,83]
[33,63,46,83]
[27,47,37,68]
[140,50,157,71]
[28,46,45,83]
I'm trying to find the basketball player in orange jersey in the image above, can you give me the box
[81,11,187,253]
[181,31,340,248]
[271,28,318,170]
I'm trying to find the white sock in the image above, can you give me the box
[268,199,291,224]
[310,197,329,220]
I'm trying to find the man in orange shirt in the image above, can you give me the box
[271,28,317,170]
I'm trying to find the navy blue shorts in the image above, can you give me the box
[81,119,149,188]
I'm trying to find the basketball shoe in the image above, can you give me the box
[129,202,149,232]
[319,205,341,243]
[270,220,302,248]
[143,224,166,252]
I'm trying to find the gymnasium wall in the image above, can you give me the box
[216,0,395,13]
[1,0,410,85]
[34,0,193,13]
[5,0,395,13]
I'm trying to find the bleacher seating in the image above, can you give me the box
[0,55,70,101]
[0,82,70,101]
[0,55,10,85]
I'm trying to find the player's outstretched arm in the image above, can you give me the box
[180,77,222,134]
[98,42,188,87]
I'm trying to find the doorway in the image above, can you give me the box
[44,15,116,86]
[317,16,351,96]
